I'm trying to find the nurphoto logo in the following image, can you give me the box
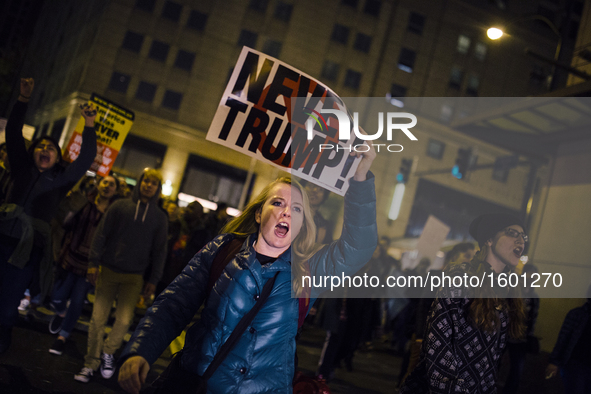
[304,107,418,153]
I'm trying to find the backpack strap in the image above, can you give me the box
[202,271,279,380]
[206,236,246,295]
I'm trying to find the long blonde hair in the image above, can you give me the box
[221,176,318,262]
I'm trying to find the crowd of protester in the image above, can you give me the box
[1,78,590,394]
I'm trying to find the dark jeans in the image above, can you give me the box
[503,342,527,394]
[0,240,42,327]
[51,267,92,338]
[561,359,591,394]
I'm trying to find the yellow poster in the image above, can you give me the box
[64,93,134,176]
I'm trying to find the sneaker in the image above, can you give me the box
[18,298,30,311]
[49,314,64,335]
[74,367,94,383]
[100,353,116,379]
[49,338,66,355]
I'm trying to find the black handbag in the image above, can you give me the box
[152,270,279,393]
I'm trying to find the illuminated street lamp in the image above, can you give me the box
[487,27,504,40]
[487,15,562,89]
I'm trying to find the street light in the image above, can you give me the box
[487,15,562,89]
[487,27,504,40]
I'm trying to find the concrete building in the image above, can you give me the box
[18,0,578,214]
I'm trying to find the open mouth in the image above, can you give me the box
[39,154,50,164]
[275,222,289,238]
[513,247,523,258]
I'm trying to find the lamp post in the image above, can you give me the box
[487,15,562,89]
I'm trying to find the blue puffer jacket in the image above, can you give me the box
[121,175,377,393]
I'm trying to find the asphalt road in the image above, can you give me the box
[0,304,564,393]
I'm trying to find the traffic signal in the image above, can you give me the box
[397,158,413,183]
[452,148,472,179]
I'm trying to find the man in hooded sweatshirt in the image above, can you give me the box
[75,168,168,383]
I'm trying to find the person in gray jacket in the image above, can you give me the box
[75,168,168,383]
[118,145,377,394]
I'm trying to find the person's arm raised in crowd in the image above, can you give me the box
[5,78,34,176]
[62,103,98,181]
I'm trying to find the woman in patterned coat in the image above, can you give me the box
[401,213,527,393]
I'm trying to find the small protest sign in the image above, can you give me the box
[64,94,134,176]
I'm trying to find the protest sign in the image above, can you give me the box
[63,94,134,176]
[206,47,362,195]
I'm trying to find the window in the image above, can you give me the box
[426,139,445,160]
[390,83,407,97]
[148,40,170,62]
[262,39,282,58]
[238,30,258,48]
[187,10,208,31]
[135,0,156,12]
[342,0,358,7]
[474,42,487,61]
[344,69,362,89]
[457,34,470,54]
[449,66,463,89]
[354,33,372,53]
[113,134,166,176]
[161,1,182,22]
[364,0,381,16]
[162,90,183,110]
[249,0,269,12]
[174,50,196,71]
[274,1,293,22]
[135,81,157,103]
[180,154,250,209]
[466,74,479,96]
[388,84,406,107]
[108,71,131,93]
[122,31,144,53]
[321,61,340,81]
[397,48,416,73]
[407,12,425,35]
[331,24,350,45]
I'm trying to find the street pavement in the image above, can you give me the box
[0,304,564,393]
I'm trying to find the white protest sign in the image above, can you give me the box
[414,215,451,269]
[206,47,361,195]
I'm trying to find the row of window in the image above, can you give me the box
[135,0,208,31]
[320,61,362,89]
[457,34,487,60]
[248,0,293,22]
[123,28,283,68]
[122,31,196,71]
[449,67,480,95]
[108,71,183,110]
[238,30,283,58]
[249,0,382,17]
[331,25,373,53]
[328,11,426,54]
